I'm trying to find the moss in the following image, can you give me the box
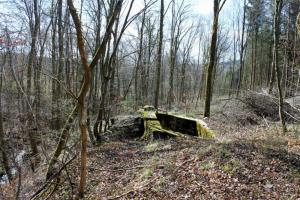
[197,144,214,158]
[220,163,232,173]
[141,155,158,181]
[142,115,186,140]
[142,111,157,119]
[140,110,214,140]
[142,168,154,180]
[151,155,159,165]
[158,176,166,187]
[200,161,215,171]
[215,145,231,159]
[220,158,242,175]
[196,122,214,138]
[145,142,159,152]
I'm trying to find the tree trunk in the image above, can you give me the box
[51,1,58,129]
[56,0,64,129]
[230,19,237,97]
[274,0,286,133]
[204,0,223,117]
[167,1,182,110]
[237,0,246,97]
[46,105,78,179]
[269,20,276,94]
[47,1,123,197]
[26,0,40,170]
[135,7,146,107]
[0,54,12,182]
[252,30,258,90]
[67,0,92,197]
[154,0,164,109]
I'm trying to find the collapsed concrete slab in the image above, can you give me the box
[139,107,214,140]
[107,106,214,140]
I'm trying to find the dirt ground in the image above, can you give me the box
[22,124,300,199]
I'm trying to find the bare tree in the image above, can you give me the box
[179,26,196,103]
[154,0,164,109]
[0,52,12,182]
[135,0,147,107]
[93,0,138,140]
[204,0,227,117]
[29,0,40,167]
[55,0,64,129]
[237,0,247,97]
[273,0,287,133]
[46,1,123,197]
[167,0,188,109]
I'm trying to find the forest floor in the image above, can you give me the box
[31,120,300,199]
[1,99,300,199]
[80,132,300,200]
[47,122,300,200]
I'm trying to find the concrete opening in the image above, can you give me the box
[156,113,198,136]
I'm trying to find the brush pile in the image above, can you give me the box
[241,92,300,122]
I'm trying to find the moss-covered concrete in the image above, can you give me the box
[139,108,214,140]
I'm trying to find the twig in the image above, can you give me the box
[107,177,159,200]
[262,116,270,128]
[284,110,300,122]
[43,177,60,200]
[40,70,77,100]
[174,158,195,172]
[30,155,77,200]
[15,165,22,200]
[64,162,75,196]
[95,165,164,172]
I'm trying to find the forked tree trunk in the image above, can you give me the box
[67,0,92,196]
[94,0,136,139]
[47,1,123,197]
